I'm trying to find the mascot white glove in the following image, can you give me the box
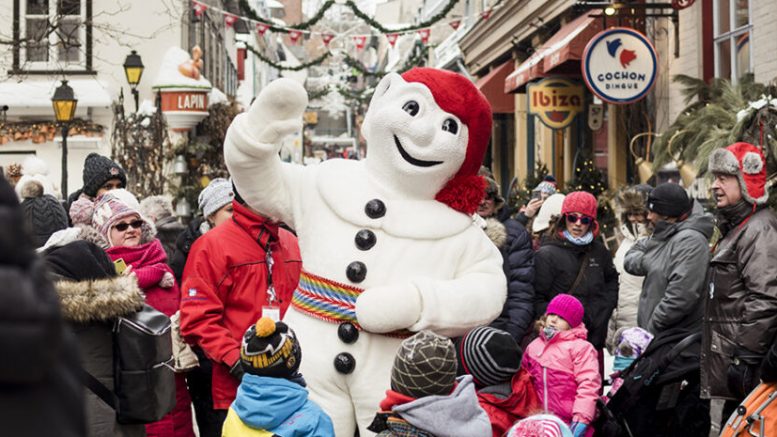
[355,284,422,333]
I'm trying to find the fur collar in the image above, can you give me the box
[483,217,507,249]
[55,275,144,323]
[316,159,473,239]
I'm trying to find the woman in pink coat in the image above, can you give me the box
[522,293,601,437]
[91,189,195,437]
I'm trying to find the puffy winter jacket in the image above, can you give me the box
[53,263,147,437]
[522,324,601,425]
[533,236,619,349]
[221,375,334,437]
[702,206,777,400]
[476,369,541,437]
[606,224,645,352]
[624,205,714,335]
[483,217,535,342]
[180,201,302,409]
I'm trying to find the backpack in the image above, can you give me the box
[81,304,176,424]
[720,382,777,437]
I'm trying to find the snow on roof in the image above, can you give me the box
[0,78,112,109]
[152,47,212,90]
[209,87,228,107]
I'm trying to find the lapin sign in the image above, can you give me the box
[582,27,658,104]
[527,78,584,129]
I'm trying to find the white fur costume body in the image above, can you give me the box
[224,74,506,436]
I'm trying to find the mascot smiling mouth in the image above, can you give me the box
[393,135,443,167]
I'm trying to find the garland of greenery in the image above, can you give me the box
[246,44,331,71]
[238,0,460,35]
[344,0,459,33]
[344,44,429,78]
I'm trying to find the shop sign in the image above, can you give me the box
[160,90,208,112]
[527,78,584,129]
[582,27,658,104]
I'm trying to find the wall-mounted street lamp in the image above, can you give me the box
[51,80,78,196]
[123,50,145,112]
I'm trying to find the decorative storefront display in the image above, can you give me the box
[152,46,212,132]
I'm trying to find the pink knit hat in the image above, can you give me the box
[91,189,152,246]
[560,191,599,237]
[546,294,584,328]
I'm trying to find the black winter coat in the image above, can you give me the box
[534,235,619,349]
[169,217,204,284]
[0,226,86,435]
[485,218,535,342]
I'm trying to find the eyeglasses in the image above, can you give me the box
[565,213,592,225]
[113,220,143,232]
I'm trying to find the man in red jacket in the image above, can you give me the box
[180,190,301,436]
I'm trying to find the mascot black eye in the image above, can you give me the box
[442,118,458,134]
[402,101,420,116]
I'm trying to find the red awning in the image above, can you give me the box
[476,60,515,113]
[504,12,602,93]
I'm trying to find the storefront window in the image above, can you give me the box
[713,0,751,82]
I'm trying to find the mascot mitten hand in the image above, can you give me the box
[246,78,308,144]
[355,285,421,333]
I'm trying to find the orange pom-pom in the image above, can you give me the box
[255,317,276,338]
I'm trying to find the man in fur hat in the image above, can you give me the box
[702,142,777,423]
[224,68,506,435]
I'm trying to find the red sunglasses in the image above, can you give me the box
[565,213,592,225]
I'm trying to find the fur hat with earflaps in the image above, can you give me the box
[708,142,768,205]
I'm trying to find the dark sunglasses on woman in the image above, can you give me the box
[114,220,144,232]
[565,213,592,225]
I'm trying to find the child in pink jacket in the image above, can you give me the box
[522,294,601,437]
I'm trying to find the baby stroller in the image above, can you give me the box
[594,328,710,437]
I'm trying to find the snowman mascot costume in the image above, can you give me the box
[224,68,506,436]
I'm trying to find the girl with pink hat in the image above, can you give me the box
[522,294,601,437]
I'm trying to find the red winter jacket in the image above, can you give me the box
[179,201,302,409]
[477,369,541,437]
[106,239,194,437]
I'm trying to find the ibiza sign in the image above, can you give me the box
[527,78,584,129]
[582,27,658,104]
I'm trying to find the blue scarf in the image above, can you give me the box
[563,230,594,246]
[613,356,636,372]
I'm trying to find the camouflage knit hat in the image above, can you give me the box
[391,330,457,398]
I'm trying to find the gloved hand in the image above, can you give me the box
[229,360,245,382]
[355,284,421,333]
[570,421,588,437]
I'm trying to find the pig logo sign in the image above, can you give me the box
[527,78,584,130]
[582,27,658,104]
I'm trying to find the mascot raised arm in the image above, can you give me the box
[224,68,506,436]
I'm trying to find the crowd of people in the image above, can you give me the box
[2,140,777,437]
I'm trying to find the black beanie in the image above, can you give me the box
[21,190,69,248]
[44,240,116,281]
[455,326,522,387]
[82,153,126,197]
[647,183,691,218]
[240,317,301,378]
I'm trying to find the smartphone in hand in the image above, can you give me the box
[114,258,127,275]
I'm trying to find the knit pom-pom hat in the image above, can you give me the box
[546,293,585,328]
[401,68,492,216]
[240,317,301,378]
[708,142,768,205]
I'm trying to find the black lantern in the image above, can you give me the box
[123,50,144,112]
[51,80,78,196]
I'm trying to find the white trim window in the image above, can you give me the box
[21,0,86,69]
[713,0,752,83]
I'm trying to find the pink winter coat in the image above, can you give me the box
[522,324,601,426]
[107,239,195,437]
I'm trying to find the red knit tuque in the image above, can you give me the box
[560,191,600,237]
[401,68,493,215]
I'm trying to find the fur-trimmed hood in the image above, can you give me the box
[483,217,507,249]
[54,275,144,323]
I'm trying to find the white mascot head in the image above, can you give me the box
[362,68,493,215]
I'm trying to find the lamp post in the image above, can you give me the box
[51,80,78,197]
[123,50,144,112]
